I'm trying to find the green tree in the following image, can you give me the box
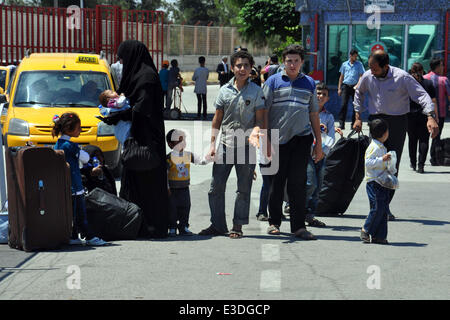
[237,0,300,46]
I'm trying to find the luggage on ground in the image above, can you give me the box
[85,187,143,241]
[435,138,450,166]
[315,130,370,216]
[6,147,73,251]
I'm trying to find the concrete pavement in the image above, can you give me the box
[0,84,449,301]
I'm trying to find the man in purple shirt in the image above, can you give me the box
[353,50,439,220]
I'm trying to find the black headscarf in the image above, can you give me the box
[116,40,160,116]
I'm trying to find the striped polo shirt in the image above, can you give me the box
[262,70,318,145]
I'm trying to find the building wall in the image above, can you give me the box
[296,0,450,120]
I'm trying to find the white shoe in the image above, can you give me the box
[86,237,108,246]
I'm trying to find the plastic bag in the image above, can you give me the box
[375,151,399,189]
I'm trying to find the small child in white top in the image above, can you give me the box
[98,90,131,144]
[361,118,394,245]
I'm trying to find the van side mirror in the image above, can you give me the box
[0,94,7,104]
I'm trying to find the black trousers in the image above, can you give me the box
[168,187,191,231]
[368,114,407,205]
[430,117,445,164]
[338,84,356,127]
[196,93,207,117]
[268,134,313,232]
[407,112,430,168]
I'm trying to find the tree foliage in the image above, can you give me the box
[237,0,300,46]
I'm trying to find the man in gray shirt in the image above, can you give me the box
[353,50,439,220]
[199,50,266,239]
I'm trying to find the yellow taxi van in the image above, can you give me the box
[0,52,121,171]
[0,65,16,96]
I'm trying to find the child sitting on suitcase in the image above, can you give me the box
[98,90,131,144]
[360,119,392,245]
[166,129,208,236]
[52,112,108,246]
[305,82,343,227]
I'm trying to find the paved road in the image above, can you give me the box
[1,85,449,302]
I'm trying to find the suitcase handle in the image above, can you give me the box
[38,180,45,215]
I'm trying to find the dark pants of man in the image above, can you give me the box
[268,134,313,233]
[430,117,445,165]
[368,114,407,206]
[338,84,356,128]
[196,93,207,118]
[407,111,430,169]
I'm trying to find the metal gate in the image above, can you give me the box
[0,4,164,68]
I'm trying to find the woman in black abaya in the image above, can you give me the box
[103,40,169,238]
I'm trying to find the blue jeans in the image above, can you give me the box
[305,156,325,221]
[364,181,390,240]
[208,146,256,233]
[72,194,94,240]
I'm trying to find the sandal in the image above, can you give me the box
[229,229,243,239]
[294,228,317,240]
[267,225,280,235]
[307,218,326,227]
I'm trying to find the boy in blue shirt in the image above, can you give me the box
[337,49,365,129]
[305,83,343,227]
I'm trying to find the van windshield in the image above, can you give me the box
[13,71,111,107]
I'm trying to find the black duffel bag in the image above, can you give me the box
[435,138,450,166]
[315,130,370,216]
[85,188,143,241]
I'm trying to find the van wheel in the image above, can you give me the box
[169,108,181,120]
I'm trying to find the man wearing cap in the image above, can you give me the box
[217,56,230,87]
[159,60,170,108]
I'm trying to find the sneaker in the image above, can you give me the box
[168,228,177,237]
[256,214,268,221]
[417,166,424,174]
[410,163,416,171]
[86,237,108,246]
[360,229,370,243]
[179,227,194,236]
[69,238,84,245]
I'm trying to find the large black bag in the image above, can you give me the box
[85,188,143,241]
[315,130,370,216]
[435,138,450,166]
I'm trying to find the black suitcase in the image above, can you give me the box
[315,130,370,216]
[6,147,73,251]
[435,138,450,166]
[85,187,143,241]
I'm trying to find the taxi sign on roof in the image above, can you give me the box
[76,55,99,64]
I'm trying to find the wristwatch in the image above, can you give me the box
[427,110,437,120]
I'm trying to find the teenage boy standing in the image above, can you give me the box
[263,44,324,240]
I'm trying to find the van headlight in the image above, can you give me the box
[97,121,115,136]
[8,118,29,136]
